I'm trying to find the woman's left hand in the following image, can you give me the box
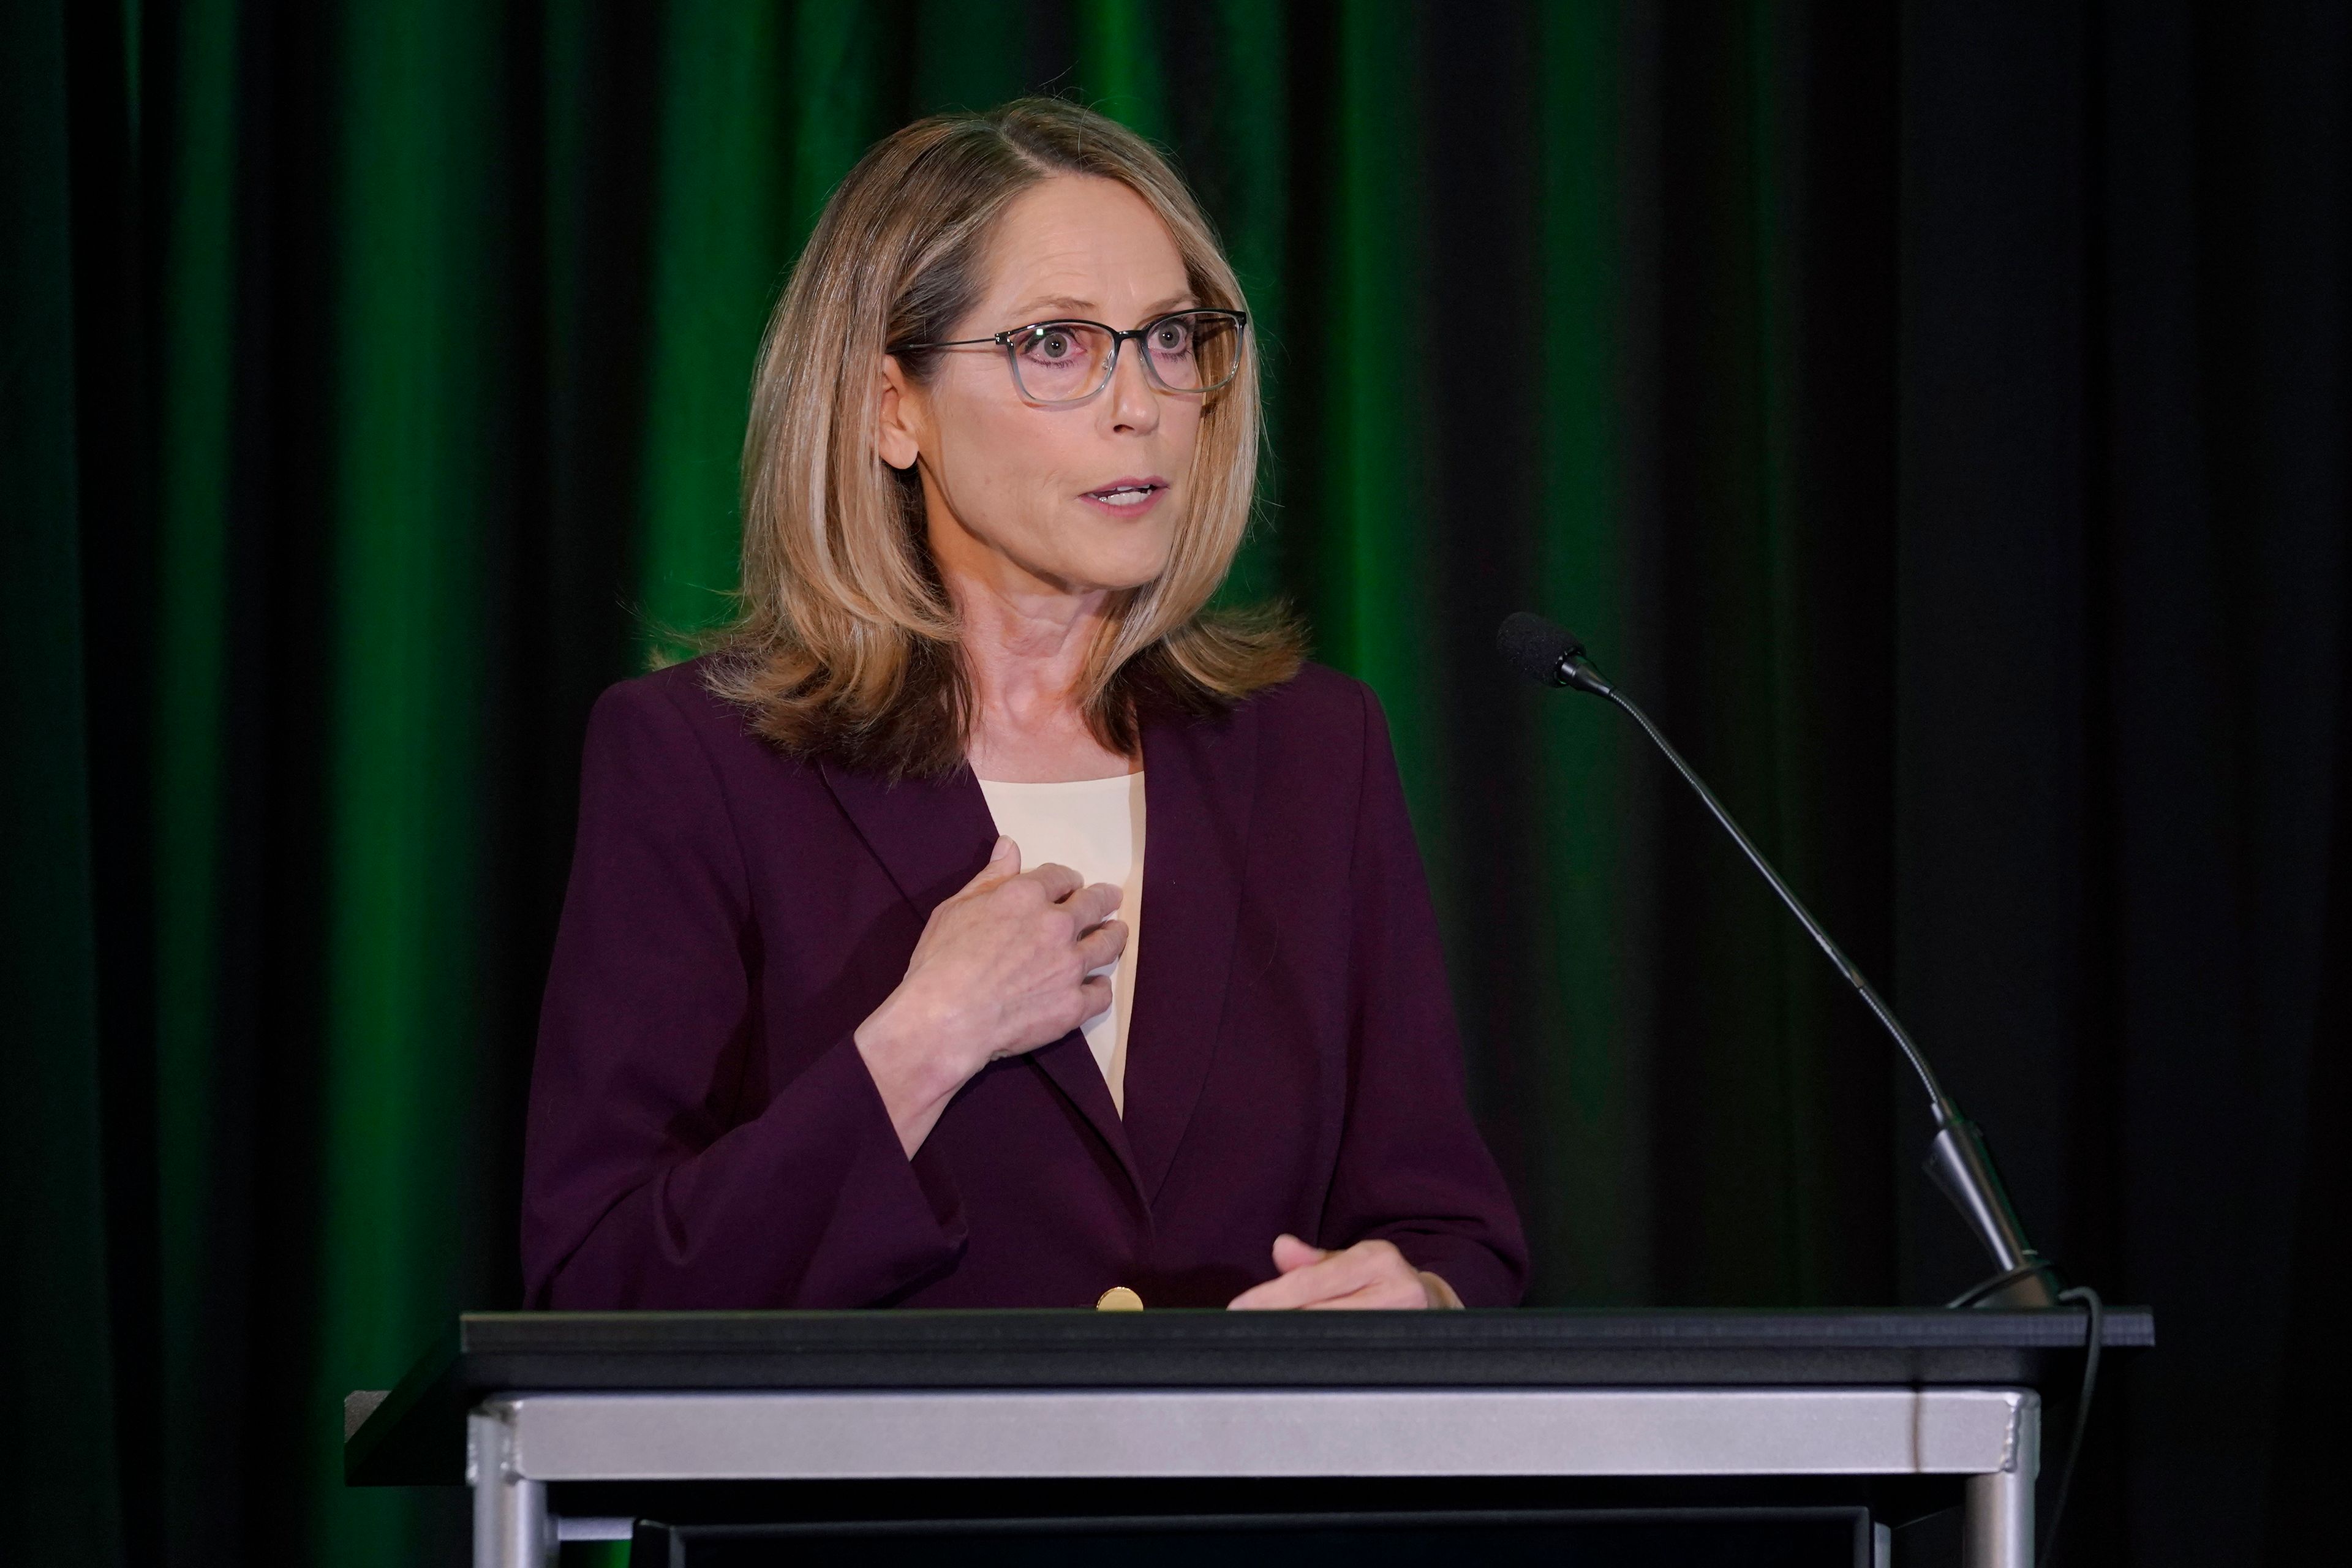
[1226,1234,1463,1310]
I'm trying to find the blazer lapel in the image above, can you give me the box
[816,753,1145,1197]
[1125,695,1259,1206]
[816,755,998,916]
[1025,1031,1143,1199]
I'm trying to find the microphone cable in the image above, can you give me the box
[2037,1284,2105,1568]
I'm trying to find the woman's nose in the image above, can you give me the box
[1102,342,1161,433]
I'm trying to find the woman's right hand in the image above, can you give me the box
[854,835,1126,1155]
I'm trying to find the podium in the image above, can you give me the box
[345,1308,2150,1568]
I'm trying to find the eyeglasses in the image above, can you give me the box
[892,308,1249,406]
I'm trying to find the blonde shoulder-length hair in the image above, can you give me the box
[706,97,1302,778]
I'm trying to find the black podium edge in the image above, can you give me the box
[344,1306,2154,1489]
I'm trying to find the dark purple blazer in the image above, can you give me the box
[521,658,1528,1310]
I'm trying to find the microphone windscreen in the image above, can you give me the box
[1496,612,1586,685]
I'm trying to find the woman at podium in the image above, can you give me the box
[521,100,1526,1313]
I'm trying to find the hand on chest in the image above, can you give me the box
[975,771,1148,1110]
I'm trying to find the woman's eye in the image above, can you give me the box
[1152,322,1193,352]
[1024,328,1080,361]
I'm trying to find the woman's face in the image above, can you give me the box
[878,175,1204,600]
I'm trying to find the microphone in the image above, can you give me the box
[1499,611,2062,1309]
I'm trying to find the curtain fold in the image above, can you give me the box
[5,2,125,1559]
[14,2,2347,1563]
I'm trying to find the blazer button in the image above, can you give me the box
[1095,1286,1144,1311]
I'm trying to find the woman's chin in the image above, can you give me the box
[1040,540,1175,597]
[1089,562,1174,597]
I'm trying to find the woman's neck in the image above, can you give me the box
[946,559,1139,784]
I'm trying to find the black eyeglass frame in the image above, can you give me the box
[890,308,1251,405]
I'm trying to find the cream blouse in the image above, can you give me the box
[973,771,1147,1114]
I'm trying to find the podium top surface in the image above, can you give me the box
[345,1306,2151,1487]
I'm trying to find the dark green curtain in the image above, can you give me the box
[6,2,123,1561]
[8,1,2348,1564]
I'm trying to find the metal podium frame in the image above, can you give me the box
[466,1385,2037,1566]
[347,1310,2146,1568]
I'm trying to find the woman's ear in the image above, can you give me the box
[875,354,923,471]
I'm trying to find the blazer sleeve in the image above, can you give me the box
[520,677,965,1308]
[1316,682,1531,1306]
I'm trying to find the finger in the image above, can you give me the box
[1228,1251,1374,1310]
[959,835,1021,894]
[1020,861,1085,903]
[1227,1266,1331,1310]
[1301,1275,1431,1310]
[1297,1252,1430,1310]
[1075,919,1128,970]
[1251,1243,1404,1309]
[1073,973,1113,1025]
[1061,880,1123,929]
[1271,1234,1327,1274]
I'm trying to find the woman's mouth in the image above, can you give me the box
[1081,476,1169,514]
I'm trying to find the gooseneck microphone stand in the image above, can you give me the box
[1498,612,2063,1309]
